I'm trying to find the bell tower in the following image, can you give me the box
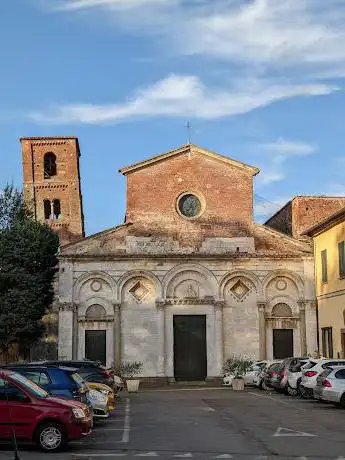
[21,136,85,245]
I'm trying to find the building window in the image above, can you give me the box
[339,241,345,279]
[44,199,51,220]
[43,199,61,220]
[321,249,328,283]
[44,152,57,179]
[53,199,61,219]
[322,327,333,358]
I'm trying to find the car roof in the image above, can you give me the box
[2,364,77,372]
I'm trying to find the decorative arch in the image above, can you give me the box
[78,296,114,317]
[263,269,304,298]
[85,304,107,320]
[73,271,117,302]
[219,269,262,299]
[272,303,292,317]
[162,263,218,299]
[117,270,162,300]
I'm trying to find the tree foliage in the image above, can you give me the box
[0,185,59,359]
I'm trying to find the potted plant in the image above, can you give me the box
[120,361,143,393]
[223,356,253,391]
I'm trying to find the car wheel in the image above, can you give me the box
[287,384,298,396]
[300,385,312,400]
[35,422,66,453]
[261,380,269,391]
[340,394,345,409]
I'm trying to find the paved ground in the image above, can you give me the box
[1,387,345,460]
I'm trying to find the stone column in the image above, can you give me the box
[257,302,267,360]
[298,300,307,356]
[72,302,79,360]
[156,300,166,377]
[113,302,121,373]
[215,301,225,375]
[58,302,74,360]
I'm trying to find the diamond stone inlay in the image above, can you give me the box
[129,281,150,302]
[230,280,250,300]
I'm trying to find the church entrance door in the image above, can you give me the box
[85,330,106,365]
[273,329,293,359]
[173,315,207,381]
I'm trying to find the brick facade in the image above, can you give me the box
[21,137,85,245]
[266,196,345,239]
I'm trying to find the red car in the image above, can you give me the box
[0,370,92,452]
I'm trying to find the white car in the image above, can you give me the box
[300,359,345,399]
[313,365,345,406]
[87,388,109,419]
[223,361,267,387]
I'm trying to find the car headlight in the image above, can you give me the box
[72,407,86,419]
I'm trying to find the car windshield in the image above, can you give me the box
[10,372,49,398]
[70,372,86,387]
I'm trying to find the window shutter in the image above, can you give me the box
[338,241,345,278]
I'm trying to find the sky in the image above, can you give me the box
[1,0,345,236]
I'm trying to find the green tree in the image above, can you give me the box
[0,185,59,360]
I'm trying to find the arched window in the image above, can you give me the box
[85,304,107,320]
[44,152,57,179]
[53,199,61,219]
[44,199,51,219]
[272,303,292,317]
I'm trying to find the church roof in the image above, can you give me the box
[119,144,260,176]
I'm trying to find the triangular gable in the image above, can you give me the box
[119,143,260,176]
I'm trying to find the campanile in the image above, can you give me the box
[21,136,85,245]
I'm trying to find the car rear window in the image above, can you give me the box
[303,361,317,370]
[335,369,345,379]
[321,361,345,369]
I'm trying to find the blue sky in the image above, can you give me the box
[1,0,345,236]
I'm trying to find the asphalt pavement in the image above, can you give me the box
[1,387,345,460]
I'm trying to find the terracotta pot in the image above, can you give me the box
[126,379,140,393]
[232,378,245,391]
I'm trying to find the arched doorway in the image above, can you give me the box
[272,303,294,359]
[84,304,107,365]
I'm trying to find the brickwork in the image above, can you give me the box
[124,149,255,248]
[21,137,85,245]
[266,196,345,239]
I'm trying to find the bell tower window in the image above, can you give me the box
[44,199,51,219]
[53,199,61,219]
[43,199,62,220]
[44,152,57,179]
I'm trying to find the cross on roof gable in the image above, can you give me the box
[119,143,260,176]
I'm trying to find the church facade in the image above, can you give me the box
[22,139,318,381]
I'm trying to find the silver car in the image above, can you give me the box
[313,365,345,407]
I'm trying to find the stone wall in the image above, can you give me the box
[58,256,317,376]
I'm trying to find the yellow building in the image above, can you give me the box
[305,207,345,359]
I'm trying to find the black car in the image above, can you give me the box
[36,360,116,389]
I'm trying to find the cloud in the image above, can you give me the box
[54,0,170,11]
[50,0,345,80]
[263,138,318,156]
[256,138,318,185]
[29,74,336,125]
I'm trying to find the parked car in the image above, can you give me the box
[87,388,109,419]
[254,361,281,390]
[271,357,310,395]
[87,382,116,411]
[223,361,267,387]
[36,360,117,389]
[0,369,92,452]
[300,359,345,399]
[313,365,345,406]
[2,364,91,409]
